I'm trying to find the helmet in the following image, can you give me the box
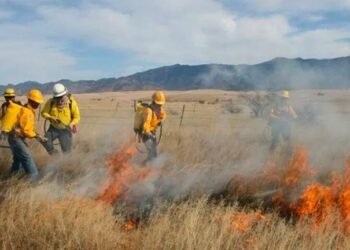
[152,91,166,105]
[4,88,16,97]
[53,83,68,97]
[27,89,44,104]
[279,90,289,99]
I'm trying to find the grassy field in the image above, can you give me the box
[1,89,350,249]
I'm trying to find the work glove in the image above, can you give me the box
[0,131,8,141]
[50,117,61,123]
[71,125,78,134]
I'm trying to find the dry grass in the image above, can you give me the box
[1,89,350,249]
[0,183,349,250]
[0,182,125,250]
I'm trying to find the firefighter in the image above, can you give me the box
[1,88,22,119]
[137,91,167,164]
[0,89,46,181]
[269,90,297,151]
[41,83,80,155]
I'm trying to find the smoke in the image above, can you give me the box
[293,93,350,170]
[41,123,133,197]
[115,64,350,213]
[196,57,350,90]
[34,115,269,214]
[197,65,240,89]
[194,58,350,174]
[17,68,350,219]
[107,126,271,214]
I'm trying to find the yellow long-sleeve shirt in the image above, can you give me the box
[41,97,80,129]
[142,107,166,135]
[16,105,37,138]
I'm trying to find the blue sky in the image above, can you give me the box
[0,0,349,84]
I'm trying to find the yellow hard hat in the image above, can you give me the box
[4,88,16,97]
[27,89,44,104]
[152,91,166,105]
[279,90,290,98]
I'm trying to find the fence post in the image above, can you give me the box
[133,100,137,112]
[179,104,186,127]
[115,102,119,112]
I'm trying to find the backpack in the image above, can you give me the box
[1,101,22,119]
[1,102,23,133]
[133,100,153,134]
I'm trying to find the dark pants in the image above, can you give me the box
[142,134,157,163]
[8,134,39,181]
[270,121,291,151]
[43,126,72,155]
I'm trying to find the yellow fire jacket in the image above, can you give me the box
[142,107,166,135]
[41,97,80,129]
[16,105,37,138]
[1,101,22,119]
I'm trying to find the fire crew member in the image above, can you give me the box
[41,83,80,155]
[1,88,22,119]
[141,91,167,163]
[269,90,297,151]
[0,89,46,181]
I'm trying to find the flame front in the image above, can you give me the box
[292,184,335,224]
[96,142,152,206]
[283,147,314,188]
[95,141,350,235]
[266,147,350,232]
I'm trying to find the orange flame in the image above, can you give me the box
[96,142,350,234]
[337,161,350,233]
[289,160,350,230]
[123,220,137,231]
[268,146,315,214]
[291,184,335,224]
[283,146,314,188]
[265,148,350,232]
[230,210,266,232]
[96,142,153,206]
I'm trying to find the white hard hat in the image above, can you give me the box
[53,83,68,97]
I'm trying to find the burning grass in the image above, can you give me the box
[96,142,154,206]
[1,185,348,250]
[1,125,350,248]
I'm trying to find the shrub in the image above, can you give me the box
[240,92,274,118]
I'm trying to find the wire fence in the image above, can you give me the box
[75,100,249,129]
[3,100,244,138]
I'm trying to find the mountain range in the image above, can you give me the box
[1,56,350,94]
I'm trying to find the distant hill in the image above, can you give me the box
[1,56,350,95]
